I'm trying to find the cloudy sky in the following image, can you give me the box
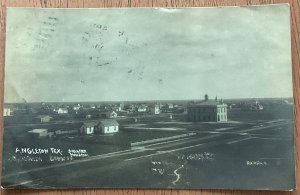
[4,5,292,102]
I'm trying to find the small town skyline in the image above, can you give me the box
[3,95,294,104]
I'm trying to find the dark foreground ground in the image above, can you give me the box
[1,109,295,190]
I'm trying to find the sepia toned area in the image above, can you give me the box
[0,0,300,195]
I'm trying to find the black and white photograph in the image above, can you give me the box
[1,5,295,190]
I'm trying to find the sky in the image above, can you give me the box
[4,5,293,103]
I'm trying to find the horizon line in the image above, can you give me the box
[3,96,294,104]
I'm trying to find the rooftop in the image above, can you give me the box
[82,121,98,127]
[190,100,227,107]
[100,119,119,126]
[28,129,48,133]
[36,115,52,119]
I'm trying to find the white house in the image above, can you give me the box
[73,104,81,111]
[98,119,119,134]
[80,121,98,135]
[36,115,52,123]
[28,129,48,138]
[106,110,117,118]
[56,108,68,114]
[137,105,147,112]
[3,108,13,116]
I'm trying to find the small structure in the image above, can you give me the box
[55,129,78,136]
[36,115,52,123]
[86,114,92,119]
[165,103,174,109]
[124,104,135,112]
[132,117,138,123]
[73,104,81,111]
[242,100,264,111]
[161,103,175,113]
[28,129,48,138]
[137,105,147,112]
[98,119,119,134]
[150,104,160,115]
[163,103,174,109]
[56,108,68,114]
[106,110,118,118]
[187,95,228,122]
[116,103,124,111]
[80,121,98,135]
[3,108,13,116]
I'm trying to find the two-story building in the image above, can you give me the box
[187,95,228,122]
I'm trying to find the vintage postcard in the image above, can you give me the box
[1,5,295,190]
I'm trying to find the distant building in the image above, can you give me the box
[150,104,160,115]
[137,105,147,112]
[124,104,135,112]
[98,119,119,134]
[175,106,187,113]
[36,115,52,123]
[100,105,109,111]
[162,103,175,113]
[28,129,48,138]
[187,95,228,122]
[132,117,138,123]
[283,99,293,105]
[165,103,174,109]
[106,110,118,118]
[158,103,164,109]
[3,108,13,116]
[56,108,68,114]
[242,100,264,111]
[80,121,98,135]
[54,129,78,136]
[116,103,124,111]
[86,114,92,119]
[73,104,81,111]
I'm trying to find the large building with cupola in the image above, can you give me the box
[187,94,228,122]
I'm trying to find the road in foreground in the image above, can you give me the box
[2,120,295,190]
